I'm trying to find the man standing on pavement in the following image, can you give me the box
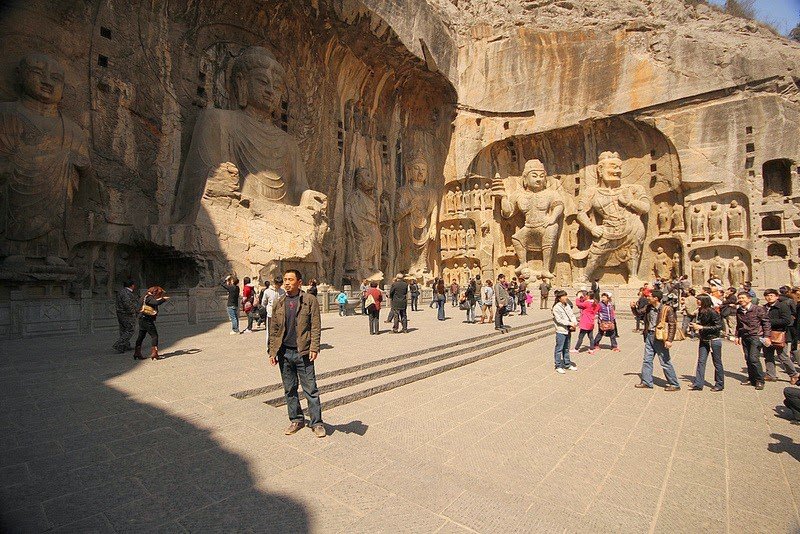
[635,290,682,391]
[762,289,798,384]
[682,288,699,338]
[390,273,409,333]
[495,274,510,331]
[268,270,325,437]
[113,279,139,353]
[735,291,770,390]
[539,278,551,309]
[518,274,528,315]
[262,277,285,344]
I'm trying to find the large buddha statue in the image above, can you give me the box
[395,156,438,280]
[0,53,91,261]
[345,167,381,281]
[171,46,319,223]
[576,151,650,283]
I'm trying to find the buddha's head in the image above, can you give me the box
[231,47,286,119]
[522,159,547,192]
[18,53,64,105]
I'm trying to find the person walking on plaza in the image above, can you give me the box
[592,292,619,352]
[539,278,551,309]
[134,286,170,361]
[241,276,256,333]
[762,289,800,384]
[682,288,699,339]
[113,279,139,353]
[481,279,494,324]
[365,280,383,335]
[552,289,578,374]
[573,291,600,354]
[635,290,681,391]
[256,280,270,328]
[632,288,649,333]
[495,274,510,331]
[335,289,348,316]
[261,277,285,333]
[517,275,528,315]
[450,281,460,307]
[435,278,447,321]
[222,275,240,334]
[690,294,725,391]
[391,274,410,332]
[735,290,770,390]
[508,277,518,313]
[360,279,368,314]
[410,280,420,311]
[464,279,478,323]
[720,287,737,341]
[268,269,325,438]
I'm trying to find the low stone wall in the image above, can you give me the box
[0,287,438,340]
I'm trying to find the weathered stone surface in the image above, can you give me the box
[0,0,799,296]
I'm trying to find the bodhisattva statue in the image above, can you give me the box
[344,167,380,280]
[454,186,463,212]
[448,224,456,250]
[0,53,92,263]
[691,255,706,286]
[709,254,726,281]
[395,156,438,279]
[657,203,671,235]
[727,200,745,238]
[729,255,747,287]
[690,206,706,241]
[171,47,323,223]
[653,246,672,280]
[445,189,455,214]
[492,159,564,278]
[672,252,682,278]
[707,204,723,240]
[576,151,650,283]
[466,227,476,250]
[672,204,685,232]
[472,184,481,210]
[457,224,466,251]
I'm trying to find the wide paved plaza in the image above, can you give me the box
[2,305,800,533]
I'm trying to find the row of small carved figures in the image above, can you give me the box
[656,201,747,240]
[442,185,495,213]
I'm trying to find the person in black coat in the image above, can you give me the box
[222,276,241,334]
[763,289,800,384]
[389,274,409,333]
[134,286,170,360]
[690,295,725,391]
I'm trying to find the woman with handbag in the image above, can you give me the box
[134,286,170,360]
[573,291,600,354]
[462,280,477,323]
[763,289,800,384]
[480,279,494,324]
[365,281,383,335]
[241,276,256,333]
[689,294,725,391]
[592,293,619,352]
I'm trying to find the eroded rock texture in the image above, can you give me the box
[0,0,799,294]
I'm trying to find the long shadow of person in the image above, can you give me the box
[0,333,310,532]
[768,433,800,462]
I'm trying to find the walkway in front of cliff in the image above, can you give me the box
[1,305,799,532]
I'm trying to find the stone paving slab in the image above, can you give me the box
[1,306,800,532]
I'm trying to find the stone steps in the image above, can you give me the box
[260,319,554,412]
[230,318,552,400]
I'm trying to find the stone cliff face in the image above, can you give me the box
[0,0,798,294]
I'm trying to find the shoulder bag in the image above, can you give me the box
[770,331,787,348]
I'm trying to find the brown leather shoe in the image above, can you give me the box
[284,421,305,435]
[764,375,778,382]
[710,386,723,392]
[754,382,765,390]
[664,385,681,392]
[312,424,326,438]
[634,383,652,389]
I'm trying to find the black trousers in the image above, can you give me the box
[114,312,136,351]
[785,387,800,420]
[368,309,380,334]
[135,316,158,347]
[741,335,765,385]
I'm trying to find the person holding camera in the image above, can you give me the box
[222,275,241,334]
[552,290,578,374]
[690,294,725,391]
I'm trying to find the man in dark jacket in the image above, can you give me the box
[112,279,139,353]
[635,290,681,391]
[389,273,409,333]
[735,291,771,390]
[494,274,510,331]
[763,289,799,384]
[268,269,325,438]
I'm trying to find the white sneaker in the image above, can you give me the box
[568,363,578,371]
[242,329,253,334]
[556,367,566,374]
[229,331,238,335]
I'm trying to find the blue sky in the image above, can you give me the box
[707,0,799,34]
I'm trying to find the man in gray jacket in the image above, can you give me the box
[389,273,409,333]
[268,269,325,437]
[552,289,578,373]
[495,274,510,331]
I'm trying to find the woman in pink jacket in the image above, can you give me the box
[572,291,601,354]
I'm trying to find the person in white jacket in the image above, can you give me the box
[552,289,579,374]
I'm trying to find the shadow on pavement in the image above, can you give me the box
[158,348,202,359]
[0,334,310,532]
[768,433,800,462]
[326,420,368,436]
